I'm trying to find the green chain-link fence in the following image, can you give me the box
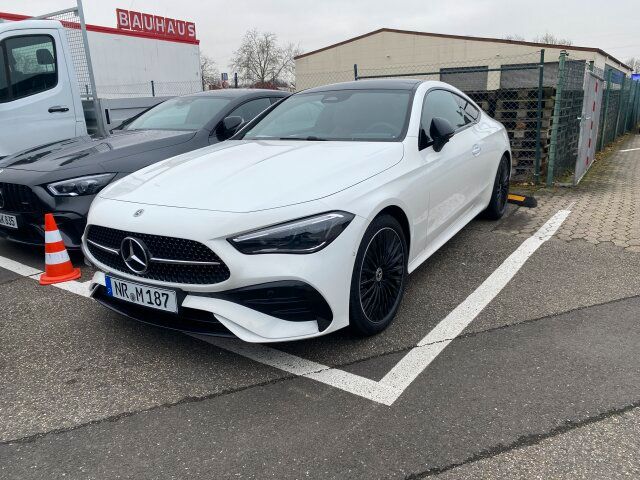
[295,50,640,184]
[352,51,552,181]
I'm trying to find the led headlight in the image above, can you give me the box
[46,173,116,197]
[229,211,355,254]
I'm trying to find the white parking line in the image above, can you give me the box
[0,254,92,297]
[619,147,640,153]
[198,208,572,405]
[0,254,42,277]
[0,208,571,405]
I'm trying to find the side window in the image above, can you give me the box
[229,98,272,123]
[452,93,478,125]
[0,45,8,103]
[464,102,480,122]
[421,89,476,141]
[4,35,57,101]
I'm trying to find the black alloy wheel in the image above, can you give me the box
[349,215,407,335]
[482,154,510,220]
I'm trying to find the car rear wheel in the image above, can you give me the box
[349,214,407,336]
[482,154,510,220]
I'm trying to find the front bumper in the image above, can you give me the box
[0,210,87,248]
[0,183,94,249]
[83,203,367,342]
[90,272,338,342]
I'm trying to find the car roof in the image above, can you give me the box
[189,89,289,99]
[303,79,422,94]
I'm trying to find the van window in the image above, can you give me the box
[4,35,58,101]
[0,46,8,102]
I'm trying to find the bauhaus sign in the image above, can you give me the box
[116,9,196,41]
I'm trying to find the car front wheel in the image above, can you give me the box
[349,214,408,336]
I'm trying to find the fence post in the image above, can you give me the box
[354,64,359,81]
[77,0,106,137]
[234,73,238,88]
[635,81,640,128]
[151,80,155,97]
[534,49,545,184]
[625,78,637,132]
[614,75,626,138]
[598,69,613,151]
[546,50,567,187]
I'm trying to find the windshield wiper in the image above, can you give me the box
[278,136,327,141]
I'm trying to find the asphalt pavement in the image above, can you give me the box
[1,173,640,478]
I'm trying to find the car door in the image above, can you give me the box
[418,88,479,245]
[0,31,77,157]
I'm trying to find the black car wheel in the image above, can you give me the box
[482,154,510,220]
[349,214,407,336]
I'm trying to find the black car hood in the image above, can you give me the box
[0,130,196,173]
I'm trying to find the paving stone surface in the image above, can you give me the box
[498,134,640,253]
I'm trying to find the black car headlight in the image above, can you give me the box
[46,173,116,197]
[229,211,355,254]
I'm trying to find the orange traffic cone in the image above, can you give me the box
[39,213,81,285]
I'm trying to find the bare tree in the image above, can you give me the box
[625,57,639,73]
[504,34,526,41]
[533,33,573,46]
[200,54,220,89]
[231,29,302,88]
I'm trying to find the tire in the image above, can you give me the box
[482,154,510,220]
[349,214,408,336]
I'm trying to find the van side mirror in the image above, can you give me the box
[218,116,243,140]
[430,117,455,152]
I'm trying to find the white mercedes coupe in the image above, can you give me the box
[83,79,511,343]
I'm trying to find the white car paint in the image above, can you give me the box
[84,80,510,343]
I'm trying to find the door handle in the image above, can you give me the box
[48,106,69,113]
[471,144,481,156]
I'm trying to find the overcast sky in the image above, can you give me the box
[2,0,639,71]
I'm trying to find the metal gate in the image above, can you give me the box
[574,70,604,184]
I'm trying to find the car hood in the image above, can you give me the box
[99,140,404,213]
[0,130,196,173]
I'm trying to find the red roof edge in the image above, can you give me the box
[0,11,200,45]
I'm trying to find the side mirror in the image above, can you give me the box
[430,117,455,152]
[218,116,244,140]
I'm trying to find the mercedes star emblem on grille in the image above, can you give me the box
[121,237,150,274]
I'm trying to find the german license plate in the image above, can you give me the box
[0,213,17,229]
[105,275,178,313]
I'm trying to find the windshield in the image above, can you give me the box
[240,89,412,142]
[122,96,231,131]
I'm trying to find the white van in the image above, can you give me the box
[0,20,88,158]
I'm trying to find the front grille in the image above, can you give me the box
[0,183,40,213]
[85,225,231,285]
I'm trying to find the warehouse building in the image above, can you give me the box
[294,28,632,90]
